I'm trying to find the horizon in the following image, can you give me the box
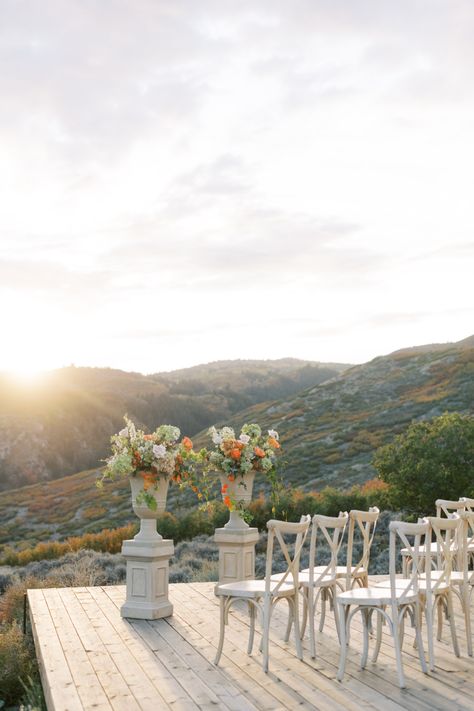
[2,1,473,377]
[1,329,472,382]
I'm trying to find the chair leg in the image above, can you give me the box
[372,609,383,663]
[361,608,370,669]
[391,606,406,689]
[425,598,435,672]
[284,597,293,643]
[446,592,460,658]
[300,588,308,640]
[319,587,327,633]
[462,584,473,657]
[248,601,256,655]
[308,587,316,659]
[336,602,348,682]
[214,596,226,665]
[332,584,341,643]
[292,593,304,661]
[414,600,428,674]
[262,596,272,673]
[436,597,444,642]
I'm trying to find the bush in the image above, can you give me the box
[373,412,474,515]
[0,622,37,707]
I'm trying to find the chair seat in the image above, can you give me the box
[299,572,336,588]
[337,586,419,606]
[215,579,295,599]
[401,542,439,556]
[301,565,367,578]
[373,578,450,594]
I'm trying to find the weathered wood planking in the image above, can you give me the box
[28,579,474,711]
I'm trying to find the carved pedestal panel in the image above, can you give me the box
[214,527,259,585]
[120,538,174,619]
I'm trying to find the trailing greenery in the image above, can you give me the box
[373,412,474,514]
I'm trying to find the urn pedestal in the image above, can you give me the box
[121,474,174,620]
[215,470,259,584]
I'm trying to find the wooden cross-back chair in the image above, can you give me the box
[298,512,349,658]
[214,515,311,673]
[336,519,429,689]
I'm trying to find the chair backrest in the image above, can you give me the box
[265,515,311,595]
[308,512,349,586]
[435,499,467,517]
[456,511,474,583]
[424,515,461,589]
[459,497,474,512]
[345,507,380,586]
[389,519,430,603]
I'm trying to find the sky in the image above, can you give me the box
[1,0,473,376]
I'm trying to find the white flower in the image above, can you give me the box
[239,434,250,444]
[268,429,279,440]
[119,427,129,437]
[153,444,167,458]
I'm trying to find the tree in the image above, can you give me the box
[372,412,474,515]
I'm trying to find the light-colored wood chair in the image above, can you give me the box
[377,515,461,670]
[440,511,474,656]
[336,519,429,689]
[299,512,349,658]
[400,499,464,576]
[214,515,311,673]
[305,507,380,587]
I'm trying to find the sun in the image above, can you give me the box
[7,364,46,384]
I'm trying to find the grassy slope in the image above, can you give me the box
[0,358,346,490]
[1,341,473,552]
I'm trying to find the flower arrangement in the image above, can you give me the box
[206,423,282,518]
[97,416,202,510]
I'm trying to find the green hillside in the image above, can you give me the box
[214,340,474,491]
[1,338,472,554]
[0,358,346,490]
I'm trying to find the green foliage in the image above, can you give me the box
[373,412,474,515]
[0,622,37,707]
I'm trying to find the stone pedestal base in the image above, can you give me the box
[214,527,259,585]
[121,537,174,619]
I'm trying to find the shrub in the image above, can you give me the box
[0,622,37,707]
[373,412,474,514]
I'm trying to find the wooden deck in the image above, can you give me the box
[28,579,474,711]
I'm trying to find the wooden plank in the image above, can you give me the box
[57,588,144,711]
[85,586,201,710]
[28,589,84,711]
[29,580,474,711]
[77,587,193,711]
[43,588,113,711]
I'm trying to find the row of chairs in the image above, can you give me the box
[214,507,380,673]
[214,499,474,689]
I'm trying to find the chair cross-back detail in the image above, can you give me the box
[337,520,429,689]
[298,512,349,658]
[214,515,311,673]
[344,507,380,589]
[449,511,474,656]
[420,515,461,669]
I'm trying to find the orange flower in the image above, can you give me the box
[182,436,193,450]
[230,448,241,460]
[234,440,245,450]
[254,446,265,458]
[227,474,235,482]
[223,496,232,508]
[268,437,280,449]
[142,473,155,490]
[143,434,154,440]
[221,483,228,493]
